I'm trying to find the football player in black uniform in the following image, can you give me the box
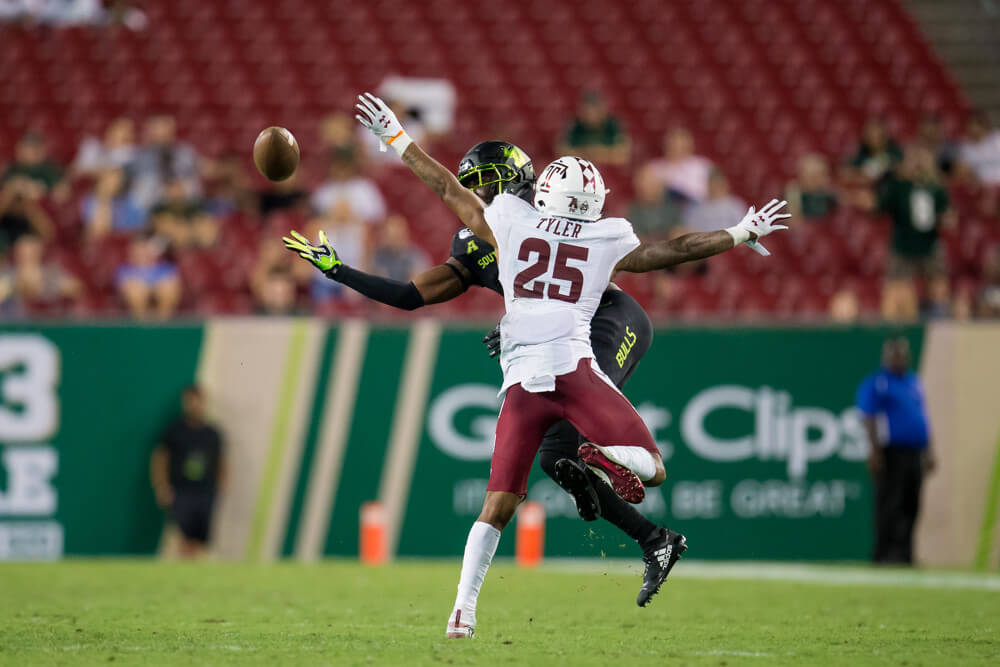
[285,140,753,605]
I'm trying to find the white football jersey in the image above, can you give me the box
[483,193,640,393]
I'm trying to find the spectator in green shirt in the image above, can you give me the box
[786,153,839,220]
[151,179,218,249]
[2,132,66,201]
[877,146,954,320]
[557,90,630,166]
[844,118,903,209]
[0,176,55,253]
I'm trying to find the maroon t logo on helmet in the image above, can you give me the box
[538,160,569,193]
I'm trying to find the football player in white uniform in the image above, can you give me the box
[354,92,789,638]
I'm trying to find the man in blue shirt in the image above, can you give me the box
[857,336,936,564]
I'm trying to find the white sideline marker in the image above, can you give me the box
[544,559,1000,592]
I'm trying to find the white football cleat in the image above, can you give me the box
[445,609,475,638]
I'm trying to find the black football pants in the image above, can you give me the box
[872,446,924,564]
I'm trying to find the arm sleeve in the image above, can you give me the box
[615,220,641,263]
[856,376,878,416]
[326,265,425,311]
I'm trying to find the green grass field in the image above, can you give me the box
[1,560,997,666]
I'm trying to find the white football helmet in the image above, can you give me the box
[533,156,607,221]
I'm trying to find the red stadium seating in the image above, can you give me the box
[0,0,975,319]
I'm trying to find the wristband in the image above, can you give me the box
[725,225,751,246]
[386,130,412,157]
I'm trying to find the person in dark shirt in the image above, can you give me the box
[283,137,787,606]
[150,179,218,249]
[1,132,66,196]
[857,337,935,565]
[878,146,954,319]
[557,90,630,166]
[286,140,672,601]
[257,170,309,218]
[150,385,226,558]
[0,130,62,250]
[845,117,904,189]
[786,153,839,221]
[0,176,55,253]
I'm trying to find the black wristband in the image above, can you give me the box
[327,265,425,311]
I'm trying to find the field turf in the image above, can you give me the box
[1,560,997,666]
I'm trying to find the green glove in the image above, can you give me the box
[282,229,342,274]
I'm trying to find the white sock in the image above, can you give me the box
[450,521,501,627]
[599,445,658,481]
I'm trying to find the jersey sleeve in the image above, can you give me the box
[613,218,642,263]
[856,375,879,416]
[449,228,487,287]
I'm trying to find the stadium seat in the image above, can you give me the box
[0,0,973,318]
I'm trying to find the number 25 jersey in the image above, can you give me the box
[483,193,640,394]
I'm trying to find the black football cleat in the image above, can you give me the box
[636,528,687,607]
[553,458,602,522]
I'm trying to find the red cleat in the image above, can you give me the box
[578,442,646,504]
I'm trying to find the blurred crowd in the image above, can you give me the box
[0,110,433,319]
[2,93,1000,322]
[561,89,1000,321]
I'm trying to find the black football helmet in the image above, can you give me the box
[456,140,535,204]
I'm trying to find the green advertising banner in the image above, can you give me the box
[398,325,924,561]
[0,321,926,562]
[0,324,203,559]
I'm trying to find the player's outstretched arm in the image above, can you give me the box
[354,93,496,247]
[615,199,790,273]
[400,142,495,247]
[615,230,739,273]
[282,230,470,309]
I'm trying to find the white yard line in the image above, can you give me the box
[543,559,1000,591]
[692,650,775,657]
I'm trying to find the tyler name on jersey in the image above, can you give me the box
[536,217,583,239]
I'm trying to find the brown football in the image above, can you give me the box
[253,126,299,181]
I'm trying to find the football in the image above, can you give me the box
[253,126,299,181]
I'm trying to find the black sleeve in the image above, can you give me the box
[449,228,491,287]
[325,265,425,311]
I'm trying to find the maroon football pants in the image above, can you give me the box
[488,358,658,497]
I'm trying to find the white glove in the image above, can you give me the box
[726,199,791,257]
[355,92,412,156]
